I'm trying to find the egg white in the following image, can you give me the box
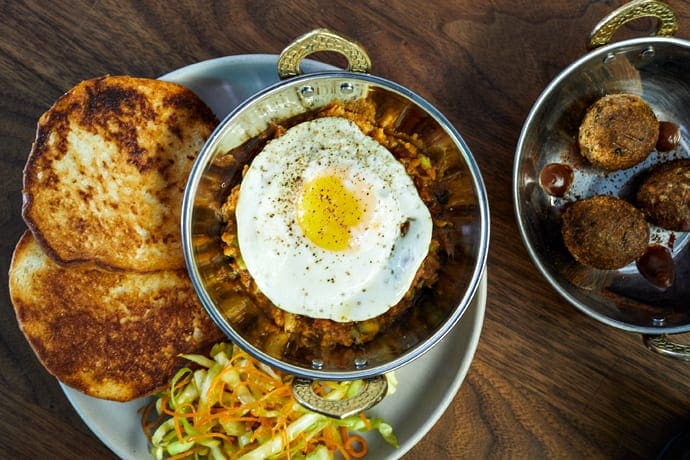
[235,116,432,322]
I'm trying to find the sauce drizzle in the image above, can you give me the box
[636,245,675,289]
[656,121,681,152]
[539,163,573,197]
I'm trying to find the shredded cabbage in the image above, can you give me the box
[142,342,398,459]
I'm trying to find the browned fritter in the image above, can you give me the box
[561,195,649,269]
[578,94,659,171]
[636,158,690,231]
[9,232,225,402]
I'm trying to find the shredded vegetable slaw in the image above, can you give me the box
[142,342,398,459]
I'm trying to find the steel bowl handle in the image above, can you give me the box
[277,28,372,79]
[643,334,690,362]
[292,375,388,419]
[588,0,678,50]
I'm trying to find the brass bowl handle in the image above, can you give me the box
[588,0,678,50]
[292,375,388,419]
[643,334,690,362]
[277,28,372,79]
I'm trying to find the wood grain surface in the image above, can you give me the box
[2,1,690,458]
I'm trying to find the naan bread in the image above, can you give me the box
[9,231,224,402]
[22,75,218,271]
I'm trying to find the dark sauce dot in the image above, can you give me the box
[434,188,449,205]
[400,219,410,237]
[656,121,681,152]
[539,163,574,197]
[636,245,675,289]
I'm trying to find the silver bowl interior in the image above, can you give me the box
[514,37,690,334]
[183,72,489,379]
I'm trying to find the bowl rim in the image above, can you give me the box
[182,70,491,379]
[512,35,690,334]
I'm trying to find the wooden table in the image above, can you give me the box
[2,1,689,458]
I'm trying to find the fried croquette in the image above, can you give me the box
[636,158,690,231]
[578,94,659,171]
[561,195,649,269]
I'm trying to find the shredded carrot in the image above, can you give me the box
[359,412,372,431]
[344,432,369,458]
[163,403,198,418]
[335,440,352,460]
[139,401,153,434]
[172,409,186,443]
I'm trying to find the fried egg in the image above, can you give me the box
[235,116,432,322]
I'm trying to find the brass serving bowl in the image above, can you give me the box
[514,0,690,360]
[182,30,489,391]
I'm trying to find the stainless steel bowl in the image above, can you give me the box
[513,0,690,360]
[182,30,489,387]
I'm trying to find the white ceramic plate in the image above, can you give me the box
[60,55,488,459]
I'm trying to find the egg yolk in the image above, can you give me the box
[297,174,365,251]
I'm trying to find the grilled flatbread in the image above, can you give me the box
[22,75,218,272]
[9,231,224,402]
